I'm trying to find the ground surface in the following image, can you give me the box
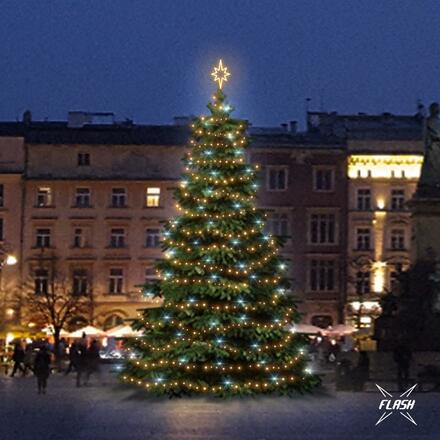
[0,369,438,440]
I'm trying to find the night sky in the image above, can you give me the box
[1,1,439,127]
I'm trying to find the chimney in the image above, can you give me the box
[22,110,32,125]
[289,120,298,133]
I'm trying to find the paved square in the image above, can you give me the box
[0,372,438,440]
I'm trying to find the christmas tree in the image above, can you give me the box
[121,60,320,396]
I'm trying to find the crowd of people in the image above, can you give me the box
[4,334,103,394]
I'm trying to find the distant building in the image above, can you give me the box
[0,109,425,332]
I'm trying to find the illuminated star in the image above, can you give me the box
[211,59,230,89]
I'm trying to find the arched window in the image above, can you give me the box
[103,314,124,331]
[311,315,333,329]
[67,316,88,332]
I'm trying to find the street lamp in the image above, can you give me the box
[0,251,18,334]
[5,255,17,266]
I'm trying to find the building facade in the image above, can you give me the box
[307,112,424,328]
[0,109,425,333]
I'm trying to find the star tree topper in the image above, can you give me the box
[211,59,230,89]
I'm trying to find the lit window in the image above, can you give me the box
[109,268,124,294]
[267,167,288,191]
[34,269,49,294]
[391,189,405,211]
[313,168,334,191]
[309,213,336,244]
[77,153,90,166]
[37,187,53,207]
[265,213,289,237]
[111,188,127,208]
[110,228,126,248]
[356,228,371,250]
[146,187,160,207]
[35,228,51,248]
[391,229,405,250]
[309,260,336,292]
[356,188,371,210]
[72,269,88,296]
[145,228,161,248]
[75,188,91,207]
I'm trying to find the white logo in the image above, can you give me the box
[375,384,417,426]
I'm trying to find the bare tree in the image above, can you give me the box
[22,254,93,362]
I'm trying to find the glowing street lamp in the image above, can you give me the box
[5,255,17,266]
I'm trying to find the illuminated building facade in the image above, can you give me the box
[0,110,426,332]
[308,112,424,328]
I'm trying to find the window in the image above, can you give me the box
[110,228,126,248]
[77,153,90,166]
[391,189,405,211]
[266,213,289,236]
[36,228,51,248]
[391,229,405,250]
[145,266,158,283]
[73,228,86,248]
[75,188,91,207]
[146,187,160,207]
[68,316,88,332]
[310,213,336,244]
[355,271,370,295]
[72,269,88,296]
[313,168,334,191]
[111,188,127,208]
[267,167,288,191]
[309,260,336,292]
[37,187,53,207]
[356,188,371,210]
[0,184,4,207]
[389,263,403,292]
[34,269,49,295]
[311,315,333,329]
[145,228,161,248]
[109,268,124,294]
[103,314,124,331]
[0,218,3,241]
[355,228,371,250]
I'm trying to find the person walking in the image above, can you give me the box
[65,341,80,375]
[23,344,34,376]
[76,341,88,387]
[34,345,51,394]
[84,339,101,385]
[393,340,412,391]
[10,341,25,377]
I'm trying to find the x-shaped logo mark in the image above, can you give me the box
[375,384,417,426]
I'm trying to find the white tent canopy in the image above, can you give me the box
[69,325,107,338]
[106,325,142,338]
[41,325,69,337]
[325,324,357,335]
[290,324,324,334]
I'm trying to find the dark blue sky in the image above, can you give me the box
[1,1,439,127]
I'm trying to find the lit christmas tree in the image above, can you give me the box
[121,60,320,396]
